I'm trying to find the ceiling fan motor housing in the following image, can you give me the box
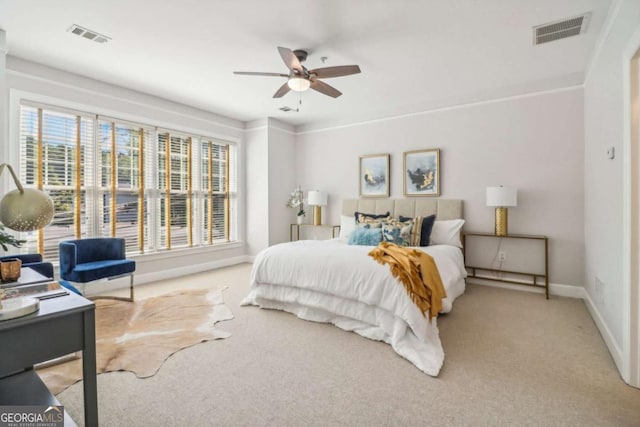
[293,49,308,63]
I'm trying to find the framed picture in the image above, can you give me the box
[359,154,390,197]
[403,148,440,196]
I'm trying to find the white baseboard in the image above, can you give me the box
[582,290,624,372]
[549,282,586,298]
[82,255,252,295]
[466,277,584,298]
[466,277,623,373]
[135,255,251,285]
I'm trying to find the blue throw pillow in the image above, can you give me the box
[400,214,436,246]
[348,227,383,246]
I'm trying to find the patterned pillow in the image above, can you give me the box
[399,214,436,246]
[381,218,414,246]
[347,227,383,246]
[355,211,391,229]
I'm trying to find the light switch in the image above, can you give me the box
[607,147,615,159]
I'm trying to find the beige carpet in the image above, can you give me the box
[56,264,640,426]
[37,288,233,394]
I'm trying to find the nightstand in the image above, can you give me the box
[463,232,549,299]
[290,224,340,241]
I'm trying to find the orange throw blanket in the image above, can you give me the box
[369,242,447,320]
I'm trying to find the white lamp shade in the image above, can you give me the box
[307,190,327,206]
[287,77,311,92]
[486,186,517,207]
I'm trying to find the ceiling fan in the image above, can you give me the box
[234,46,361,98]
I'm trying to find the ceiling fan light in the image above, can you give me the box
[287,77,310,92]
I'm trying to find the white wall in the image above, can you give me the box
[267,118,297,246]
[295,89,585,287]
[0,31,7,193]
[2,55,248,284]
[245,120,269,256]
[245,118,297,256]
[584,0,640,375]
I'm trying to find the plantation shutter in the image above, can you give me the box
[97,117,153,254]
[19,103,94,259]
[157,131,191,249]
[17,101,237,259]
[199,139,236,243]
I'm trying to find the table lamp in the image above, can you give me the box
[307,190,327,226]
[486,186,517,236]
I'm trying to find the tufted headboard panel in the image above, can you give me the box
[341,199,463,220]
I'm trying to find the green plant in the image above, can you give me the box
[0,223,25,251]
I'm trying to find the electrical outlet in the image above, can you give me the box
[498,251,506,262]
[607,147,615,159]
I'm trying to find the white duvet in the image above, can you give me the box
[241,239,467,376]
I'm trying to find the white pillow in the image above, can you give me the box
[430,219,465,248]
[339,215,357,239]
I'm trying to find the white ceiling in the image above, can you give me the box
[0,0,613,130]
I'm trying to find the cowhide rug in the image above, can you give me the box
[37,288,233,395]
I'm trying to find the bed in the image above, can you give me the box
[241,198,467,376]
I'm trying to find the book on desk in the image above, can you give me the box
[1,281,69,300]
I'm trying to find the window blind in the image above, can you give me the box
[19,105,94,259]
[18,102,237,261]
[97,118,152,254]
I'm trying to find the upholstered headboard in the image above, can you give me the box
[341,198,463,220]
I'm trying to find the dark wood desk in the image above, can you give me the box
[0,292,97,426]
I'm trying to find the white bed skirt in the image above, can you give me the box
[242,239,467,376]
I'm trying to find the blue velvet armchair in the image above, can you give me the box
[59,238,136,301]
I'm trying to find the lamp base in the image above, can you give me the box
[495,207,508,236]
[313,206,322,226]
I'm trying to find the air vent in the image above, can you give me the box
[67,24,111,44]
[533,13,590,45]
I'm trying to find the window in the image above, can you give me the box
[199,139,234,244]
[19,105,94,259]
[18,102,237,260]
[97,119,152,253]
[157,132,191,249]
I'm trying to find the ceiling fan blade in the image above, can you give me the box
[310,79,342,98]
[234,71,289,77]
[278,46,303,73]
[273,81,291,98]
[309,65,361,79]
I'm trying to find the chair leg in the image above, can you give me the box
[129,273,134,301]
[86,274,135,303]
[35,352,81,369]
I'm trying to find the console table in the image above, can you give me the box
[463,232,549,299]
[0,292,97,426]
[290,224,340,241]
